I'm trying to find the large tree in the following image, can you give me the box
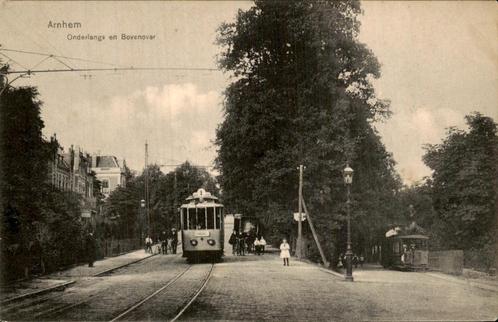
[423,112,497,269]
[215,0,399,263]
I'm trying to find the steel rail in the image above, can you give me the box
[109,265,193,322]
[170,263,215,322]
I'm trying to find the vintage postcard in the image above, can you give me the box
[0,1,497,321]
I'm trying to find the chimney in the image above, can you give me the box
[92,153,97,168]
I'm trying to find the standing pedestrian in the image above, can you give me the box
[280,238,291,266]
[86,232,96,267]
[359,254,365,268]
[171,228,178,254]
[229,230,237,255]
[161,231,168,255]
[259,236,266,254]
[145,235,153,254]
[353,254,359,268]
[254,237,261,255]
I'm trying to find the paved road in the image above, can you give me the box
[2,252,497,321]
[181,254,498,321]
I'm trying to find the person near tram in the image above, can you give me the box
[280,238,291,266]
[161,231,168,255]
[254,235,267,255]
[170,228,178,254]
[145,235,153,254]
[236,231,245,256]
[228,230,237,255]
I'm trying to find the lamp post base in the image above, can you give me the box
[344,275,354,282]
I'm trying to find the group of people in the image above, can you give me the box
[144,228,178,255]
[337,253,365,268]
[228,230,267,256]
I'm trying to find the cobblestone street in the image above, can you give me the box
[181,253,498,321]
[1,250,497,321]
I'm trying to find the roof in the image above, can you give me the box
[96,156,119,168]
[180,202,223,208]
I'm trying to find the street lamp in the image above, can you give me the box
[343,164,354,282]
[140,199,146,239]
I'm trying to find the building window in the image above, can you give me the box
[102,180,109,189]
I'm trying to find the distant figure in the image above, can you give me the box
[254,237,261,255]
[228,230,237,255]
[353,254,359,268]
[254,236,266,255]
[85,232,96,267]
[280,239,291,266]
[359,254,365,268]
[161,231,168,255]
[338,253,344,268]
[236,232,245,256]
[171,228,178,254]
[145,235,153,254]
[259,236,266,254]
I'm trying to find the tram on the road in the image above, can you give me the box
[380,227,429,271]
[179,188,224,262]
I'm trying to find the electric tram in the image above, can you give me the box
[381,227,429,271]
[179,188,224,262]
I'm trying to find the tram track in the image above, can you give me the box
[109,262,215,322]
[0,254,182,321]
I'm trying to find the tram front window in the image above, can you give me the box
[207,207,215,229]
[182,209,188,230]
[188,208,196,230]
[197,208,206,229]
[215,207,222,229]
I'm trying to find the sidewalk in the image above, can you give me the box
[50,246,156,278]
[0,247,155,304]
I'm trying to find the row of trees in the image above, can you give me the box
[104,162,219,242]
[0,83,100,281]
[215,0,402,264]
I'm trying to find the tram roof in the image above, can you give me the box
[180,202,223,208]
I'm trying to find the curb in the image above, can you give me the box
[92,253,157,277]
[0,279,76,305]
[425,272,498,293]
[318,267,344,279]
[292,257,344,280]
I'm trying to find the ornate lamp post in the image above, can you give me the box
[140,199,146,238]
[343,164,354,282]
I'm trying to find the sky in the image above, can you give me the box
[0,1,496,185]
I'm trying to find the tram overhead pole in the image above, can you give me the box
[296,164,304,259]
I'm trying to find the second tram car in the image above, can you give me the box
[180,188,224,262]
[381,228,429,271]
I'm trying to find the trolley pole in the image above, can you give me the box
[296,165,304,259]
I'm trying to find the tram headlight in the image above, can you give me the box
[190,239,198,246]
[207,239,216,246]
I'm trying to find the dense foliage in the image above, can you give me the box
[105,162,219,241]
[0,85,91,280]
[215,0,400,264]
[423,113,497,269]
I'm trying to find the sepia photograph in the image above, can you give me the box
[0,0,497,321]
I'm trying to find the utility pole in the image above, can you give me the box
[296,164,304,259]
[145,141,149,235]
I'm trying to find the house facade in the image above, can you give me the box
[91,155,127,198]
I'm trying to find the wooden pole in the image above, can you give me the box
[301,196,330,267]
[296,165,304,258]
